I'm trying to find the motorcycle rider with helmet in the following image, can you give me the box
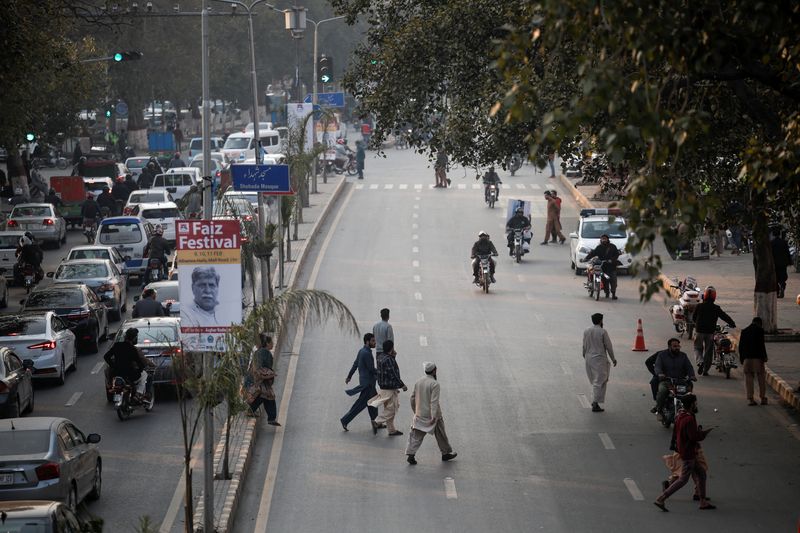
[111,176,130,213]
[96,186,116,215]
[692,286,736,375]
[479,166,502,203]
[505,206,531,255]
[14,232,44,286]
[471,231,499,284]
[333,138,352,173]
[144,225,171,278]
[103,328,154,399]
[582,234,621,299]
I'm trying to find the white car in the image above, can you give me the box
[83,177,114,197]
[151,168,200,201]
[569,208,633,275]
[124,189,175,215]
[188,136,224,159]
[0,312,77,385]
[124,156,152,179]
[65,245,127,277]
[0,231,26,283]
[5,204,67,247]
[128,202,181,242]
[220,130,282,164]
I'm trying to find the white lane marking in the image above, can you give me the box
[413,213,419,219]
[355,184,364,190]
[525,292,536,301]
[501,184,510,189]
[412,234,419,240]
[417,312,425,322]
[624,478,644,501]
[253,184,356,532]
[414,292,423,301]
[420,336,428,347]
[385,184,394,189]
[399,184,408,189]
[412,223,419,229]
[599,433,616,450]
[412,246,419,253]
[413,275,421,283]
[546,336,556,347]
[534,313,544,322]
[414,184,422,190]
[369,184,379,190]
[517,274,526,282]
[472,184,481,189]
[531,183,541,190]
[444,477,457,499]
[577,394,590,408]
[516,184,526,189]
[91,361,106,375]
[560,362,572,375]
[159,426,207,532]
[65,392,82,407]
[412,260,420,268]
[457,184,466,189]
[413,204,420,209]
[414,196,420,201]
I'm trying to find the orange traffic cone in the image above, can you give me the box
[632,319,647,351]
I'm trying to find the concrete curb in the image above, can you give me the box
[197,176,348,533]
[557,173,593,209]
[765,367,800,411]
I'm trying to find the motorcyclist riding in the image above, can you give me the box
[334,138,351,172]
[14,232,44,285]
[103,328,153,399]
[45,188,63,208]
[471,231,499,284]
[145,225,171,277]
[480,166,502,202]
[81,192,101,230]
[582,234,621,299]
[97,186,116,215]
[180,185,202,218]
[138,161,157,189]
[112,176,130,213]
[653,338,696,419]
[169,152,187,168]
[505,206,531,255]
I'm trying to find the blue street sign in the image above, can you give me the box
[116,101,129,118]
[231,164,292,194]
[302,92,345,107]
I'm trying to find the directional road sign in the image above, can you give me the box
[302,92,345,108]
[230,164,292,194]
[116,101,129,118]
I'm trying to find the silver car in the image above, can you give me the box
[142,280,180,317]
[0,230,26,282]
[5,204,67,247]
[0,313,77,385]
[65,244,127,276]
[48,259,127,321]
[0,417,102,509]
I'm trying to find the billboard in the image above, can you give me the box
[176,220,242,351]
[286,102,314,151]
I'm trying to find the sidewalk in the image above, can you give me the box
[559,173,800,411]
[191,173,347,532]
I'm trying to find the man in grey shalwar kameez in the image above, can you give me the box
[582,313,617,412]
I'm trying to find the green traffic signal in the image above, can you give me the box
[25,133,35,142]
[113,52,124,62]
[105,109,112,118]
[112,51,142,62]
[318,56,333,84]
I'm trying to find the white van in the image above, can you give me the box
[95,216,154,278]
[188,136,224,159]
[221,130,282,163]
[151,168,200,201]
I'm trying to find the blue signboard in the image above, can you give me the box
[231,164,292,194]
[302,92,345,107]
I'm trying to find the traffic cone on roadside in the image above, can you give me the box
[632,319,647,351]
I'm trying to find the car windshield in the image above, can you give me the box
[224,137,251,150]
[11,206,51,217]
[127,158,149,169]
[142,208,180,219]
[69,249,110,261]
[581,220,627,239]
[0,235,19,249]
[153,285,179,301]
[114,325,178,344]
[0,517,50,531]
[0,316,46,336]
[25,290,84,308]
[56,263,108,280]
[99,223,142,245]
[130,192,166,204]
[190,139,202,150]
[0,429,51,454]
[85,181,109,192]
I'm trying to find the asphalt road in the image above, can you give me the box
[232,149,800,533]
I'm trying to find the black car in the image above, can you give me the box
[0,347,35,418]
[21,284,109,353]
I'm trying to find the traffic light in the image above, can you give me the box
[318,56,333,84]
[113,51,143,62]
[25,133,35,142]
[105,109,113,118]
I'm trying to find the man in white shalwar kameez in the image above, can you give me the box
[582,313,617,412]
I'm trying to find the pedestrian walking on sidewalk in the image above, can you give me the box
[372,308,394,357]
[246,334,280,426]
[771,227,792,298]
[355,141,366,180]
[654,394,715,512]
[739,317,769,405]
[370,340,407,436]
[582,313,617,412]
[692,287,736,375]
[341,333,381,433]
[405,362,457,465]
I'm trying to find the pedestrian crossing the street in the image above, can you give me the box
[352,182,546,191]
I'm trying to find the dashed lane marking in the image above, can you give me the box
[412,260,420,268]
[516,184,526,189]
[412,223,418,229]
[417,312,425,323]
[457,184,466,189]
[412,246,419,253]
[546,335,556,346]
[355,184,364,190]
[399,184,408,189]
[91,361,106,375]
[517,274,526,282]
[413,204,419,209]
[413,213,419,218]
[369,184,379,189]
[444,477,457,499]
[525,292,536,301]
[577,394,590,408]
[414,292,423,301]
[412,234,419,240]
[534,313,544,322]
[624,478,644,501]
[65,392,82,407]
[414,184,423,190]
[472,184,481,189]
[420,336,428,347]
[531,183,541,190]
[599,433,616,450]
[413,275,421,283]
[385,184,394,189]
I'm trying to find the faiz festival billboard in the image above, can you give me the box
[176,220,242,351]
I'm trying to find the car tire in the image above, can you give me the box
[68,483,78,511]
[101,322,109,342]
[10,396,20,418]
[25,388,34,414]
[109,307,121,322]
[0,289,6,308]
[61,228,67,244]
[70,350,77,372]
[87,460,102,501]
[87,327,99,354]
[56,357,66,386]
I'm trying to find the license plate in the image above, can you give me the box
[113,394,121,402]
[0,473,14,485]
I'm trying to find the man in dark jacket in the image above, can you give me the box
[692,288,736,375]
[771,228,792,298]
[104,328,152,398]
[653,338,696,417]
[341,333,380,432]
[96,187,116,215]
[583,234,621,299]
[131,288,167,318]
[471,231,499,283]
[80,193,100,223]
[111,177,130,210]
[739,316,769,405]
[373,340,407,436]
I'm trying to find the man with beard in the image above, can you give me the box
[182,267,221,326]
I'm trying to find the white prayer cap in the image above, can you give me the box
[423,361,436,373]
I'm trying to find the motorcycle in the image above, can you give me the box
[510,228,530,263]
[585,258,611,301]
[508,154,523,176]
[474,254,496,293]
[712,324,737,379]
[333,153,358,176]
[83,219,97,244]
[658,377,693,428]
[21,263,38,293]
[485,184,498,208]
[669,276,701,338]
[110,370,155,421]
[145,257,164,283]
[32,149,68,170]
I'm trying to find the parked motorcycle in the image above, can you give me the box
[485,184,498,208]
[585,258,612,301]
[658,377,693,428]
[110,370,155,421]
[712,324,737,379]
[474,254,496,293]
[669,276,702,338]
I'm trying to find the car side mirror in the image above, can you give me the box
[86,433,101,444]
[569,232,578,239]
[22,359,35,370]
[133,295,140,302]
[46,272,54,278]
